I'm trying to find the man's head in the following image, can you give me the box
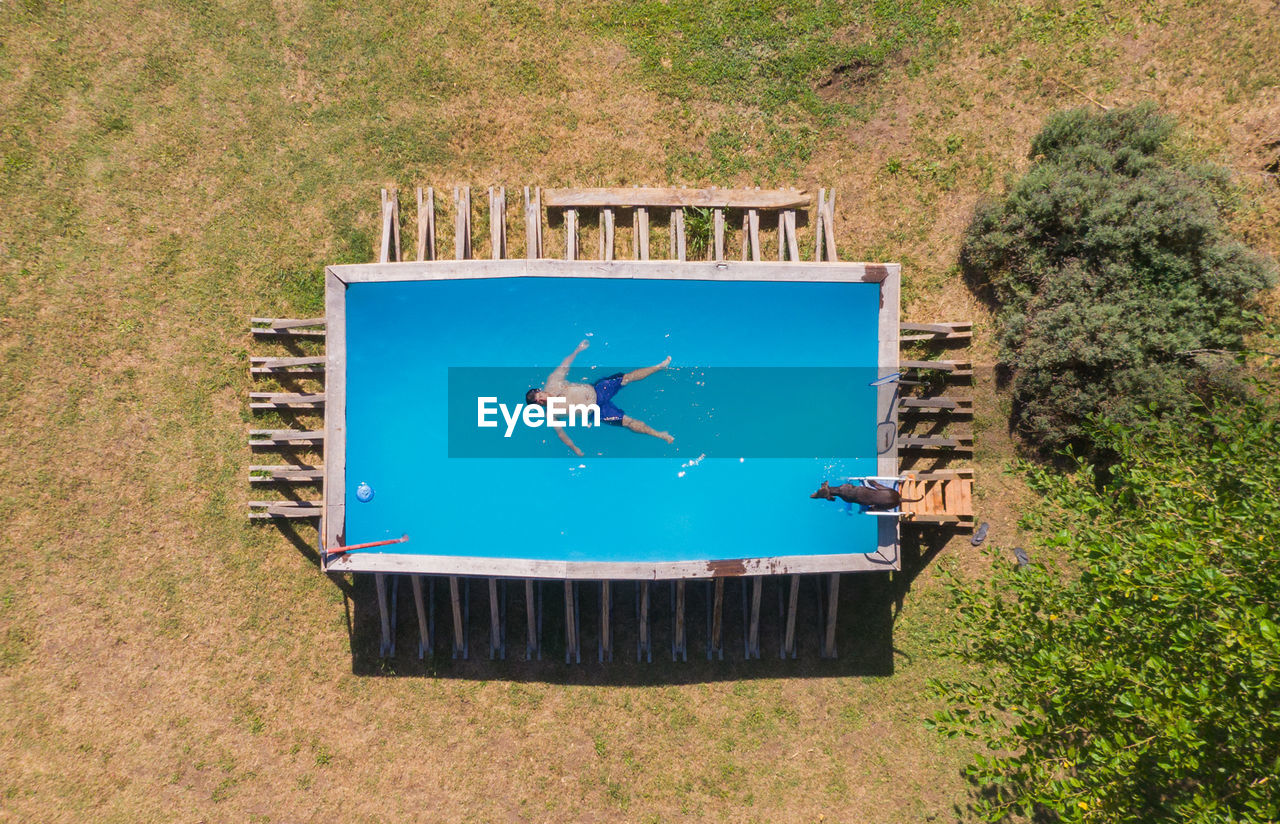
[526,388,547,406]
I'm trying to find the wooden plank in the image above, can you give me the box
[674,208,686,261]
[784,209,799,261]
[638,580,650,662]
[899,397,966,410]
[251,356,325,368]
[489,187,505,260]
[747,576,762,659]
[926,480,945,515]
[449,576,465,658]
[713,208,725,261]
[379,189,393,264]
[412,576,430,659]
[899,436,974,452]
[250,317,325,329]
[322,269,346,555]
[249,392,325,410]
[909,468,975,480]
[955,478,973,516]
[564,208,577,261]
[740,211,749,260]
[488,577,502,659]
[748,209,760,261]
[454,186,471,260]
[673,580,686,661]
[824,573,840,658]
[709,578,724,659]
[900,322,972,334]
[634,206,649,260]
[543,187,809,210]
[375,574,393,657]
[249,465,323,483]
[525,579,538,660]
[899,332,974,342]
[417,186,436,261]
[784,574,799,658]
[823,188,837,261]
[564,580,578,663]
[249,430,324,447]
[600,580,612,663]
[523,186,540,260]
[901,359,971,372]
[814,189,827,262]
[248,500,322,518]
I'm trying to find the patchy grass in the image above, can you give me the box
[0,0,1277,819]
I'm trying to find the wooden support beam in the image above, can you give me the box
[248,392,325,410]
[249,429,323,448]
[637,580,651,662]
[250,355,325,375]
[901,359,972,373]
[250,317,325,330]
[248,465,323,484]
[823,573,840,659]
[543,187,809,210]
[672,580,687,662]
[564,208,578,261]
[740,211,749,260]
[822,188,837,262]
[712,208,725,261]
[454,186,471,260]
[417,187,436,261]
[599,208,615,261]
[525,579,539,660]
[785,209,799,261]
[523,186,542,260]
[248,500,321,519]
[815,189,826,262]
[747,576,762,660]
[488,187,506,260]
[899,435,975,453]
[783,574,799,659]
[748,209,761,261]
[898,397,971,411]
[899,321,972,339]
[564,581,580,664]
[412,576,431,659]
[376,573,394,657]
[379,188,401,264]
[488,577,504,659]
[708,578,724,660]
[599,580,612,663]
[669,208,686,261]
[634,206,649,260]
[449,576,466,660]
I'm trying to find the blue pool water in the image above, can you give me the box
[343,276,884,563]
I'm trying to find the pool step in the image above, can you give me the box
[249,500,322,519]
[899,470,975,525]
[251,317,326,339]
[249,392,326,410]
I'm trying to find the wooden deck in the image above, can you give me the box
[899,470,974,525]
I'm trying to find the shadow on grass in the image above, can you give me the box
[324,525,951,683]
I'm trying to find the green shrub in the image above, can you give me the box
[961,104,1276,455]
[932,395,1280,822]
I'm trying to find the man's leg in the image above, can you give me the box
[620,415,674,444]
[621,356,671,385]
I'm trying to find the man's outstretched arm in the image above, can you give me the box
[547,339,589,385]
[555,427,584,457]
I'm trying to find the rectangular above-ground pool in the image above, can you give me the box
[322,260,899,578]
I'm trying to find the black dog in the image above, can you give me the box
[809,479,923,511]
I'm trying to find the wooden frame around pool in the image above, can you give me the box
[322,259,900,579]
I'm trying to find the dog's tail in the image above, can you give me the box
[898,493,927,503]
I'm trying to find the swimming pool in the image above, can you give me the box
[322,259,899,578]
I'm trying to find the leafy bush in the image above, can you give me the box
[961,104,1276,455]
[932,396,1280,822]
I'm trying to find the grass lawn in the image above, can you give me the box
[0,0,1277,819]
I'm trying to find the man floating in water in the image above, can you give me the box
[526,339,674,456]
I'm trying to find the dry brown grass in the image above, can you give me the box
[1,0,1277,819]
